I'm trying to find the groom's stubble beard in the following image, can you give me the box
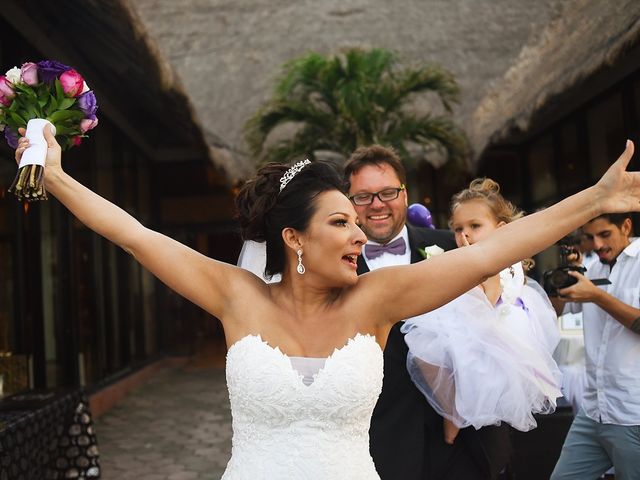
[359,206,407,245]
[348,163,409,244]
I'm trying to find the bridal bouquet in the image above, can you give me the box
[0,60,99,201]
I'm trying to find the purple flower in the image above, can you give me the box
[77,91,98,118]
[37,60,71,83]
[4,127,18,149]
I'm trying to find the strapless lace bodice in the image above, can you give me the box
[222,334,383,479]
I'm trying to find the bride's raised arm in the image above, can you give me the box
[357,141,638,325]
[14,126,255,321]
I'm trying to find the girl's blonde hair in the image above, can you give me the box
[450,178,523,225]
[450,178,534,271]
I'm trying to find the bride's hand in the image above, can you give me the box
[594,140,639,214]
[14,125,63,179]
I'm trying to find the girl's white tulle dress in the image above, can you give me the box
[402,263,562,432]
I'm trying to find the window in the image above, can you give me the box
[556,120,588,193]
[587,93,625,178]
[527,134,557,203]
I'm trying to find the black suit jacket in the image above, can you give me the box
[360,225,511,480]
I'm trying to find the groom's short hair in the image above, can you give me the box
[344,145,407,185]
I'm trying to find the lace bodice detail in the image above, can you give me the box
[222,334,383,479]
[289,357,326,386]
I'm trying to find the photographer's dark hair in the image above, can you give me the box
[344,145,407,185]
[588,212,632,228]
[236,160,346,277]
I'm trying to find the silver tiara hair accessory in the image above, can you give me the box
[279,159,311,193]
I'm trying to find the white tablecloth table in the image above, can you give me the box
[553,313,587,413]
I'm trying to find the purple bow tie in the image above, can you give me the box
[365,237,407,259]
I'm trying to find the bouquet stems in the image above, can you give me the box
[8,118,54,202]
[9,164,47,201]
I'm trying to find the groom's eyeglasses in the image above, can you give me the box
[349,185,405,206]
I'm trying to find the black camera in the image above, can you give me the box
[543,245,586,296]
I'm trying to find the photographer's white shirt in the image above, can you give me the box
[563,238,640,425]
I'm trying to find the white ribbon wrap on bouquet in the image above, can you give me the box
[18,118,56,168]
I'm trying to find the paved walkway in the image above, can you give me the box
[93,345,576,479]
[95,361,232,480]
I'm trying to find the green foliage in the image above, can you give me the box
[0,79,83,147]
[245,48,469,169]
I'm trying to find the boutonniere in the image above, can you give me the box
[419,244,444,260]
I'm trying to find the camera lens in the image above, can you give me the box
[549,269,570,288]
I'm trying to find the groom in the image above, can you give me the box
[344,145,511,480]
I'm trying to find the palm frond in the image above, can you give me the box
[275,53,340,114]
[382,115,469,169]
[244,47,467,171]
[244,100,335,157]
[276,52,328,96]
[379,66,461,113]
[260,125,343,165]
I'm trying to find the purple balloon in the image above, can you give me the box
[407,203,435,229]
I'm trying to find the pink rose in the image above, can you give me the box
[20,62,39,86]
[59,69,84,97]
[0,76,15,99]
[80,117,99,133]
[0,94,11,107]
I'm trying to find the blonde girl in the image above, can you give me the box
[403,178,562,444]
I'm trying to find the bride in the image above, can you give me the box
[14,129,639,479]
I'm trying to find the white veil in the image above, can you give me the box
[237,240,281,283]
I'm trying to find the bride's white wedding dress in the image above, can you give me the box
[222,333,384,479]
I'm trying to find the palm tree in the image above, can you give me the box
[244,48,469,169]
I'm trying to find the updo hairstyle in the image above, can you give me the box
[450,178,534,271]
[450,178,523,225]
[235,160,346,277]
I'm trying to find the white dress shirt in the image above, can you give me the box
[363,226,412,271]
[564,238,640,425]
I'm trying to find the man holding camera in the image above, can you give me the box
[550,213,640,479]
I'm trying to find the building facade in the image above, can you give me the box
[479,43,640,276]
[0,12,240,396]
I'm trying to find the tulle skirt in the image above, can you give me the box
[402,285,562,432]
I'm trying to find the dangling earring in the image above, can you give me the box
[297,249,305,275]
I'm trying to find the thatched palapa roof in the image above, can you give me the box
[470,0,640,155]
[3,0,640,179]
[1,0,214,168]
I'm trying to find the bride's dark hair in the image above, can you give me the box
[236,160,346,277]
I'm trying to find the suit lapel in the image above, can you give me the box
[406,225,425,264]
[356,254,370,275]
